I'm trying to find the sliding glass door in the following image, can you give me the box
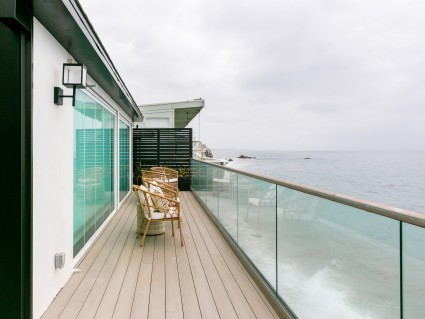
[119,120,130,202]
[73,90,115,256]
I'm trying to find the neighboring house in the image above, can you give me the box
[1,1,143,317]
[134,99,204,129]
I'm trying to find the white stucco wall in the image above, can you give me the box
[134,108,173,128]
[32,18,133,318]
[33,19,75,319]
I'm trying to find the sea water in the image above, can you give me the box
[208,150,425,318]
[214,150,425,213]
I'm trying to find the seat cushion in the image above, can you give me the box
[138,185,155,217]
[149,184,170,212]
[165,206,179,219]
[151,212,165,220]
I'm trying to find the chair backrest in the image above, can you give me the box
[151,166,166,173]
[152,167,178,178]
[134,183,180,219]
[144,177,179,201]
[133,185,154,219]
[146,167,178,186]
[162,167,178,179]
[142,169,163,180]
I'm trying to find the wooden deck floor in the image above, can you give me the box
[42,192,279,319]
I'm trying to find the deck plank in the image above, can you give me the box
[43,192,280,319]
[130,236,154,319]
[173,230,202,319]
[182,193,257,318]
[182,194,238,319]
[42,197,134,319]
[148,235,166,319]
[164,223,184,319]
[111,228,144,319]
[74,205,136,319]
[177,204,220,319]
[184,192,280,319]
[94,218,138,319]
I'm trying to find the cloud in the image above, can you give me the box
[79,0,425,151]
[298,103,347,114]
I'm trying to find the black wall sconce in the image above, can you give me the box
[54,63,87,106]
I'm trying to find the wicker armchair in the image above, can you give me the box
[133,184,184,247]
[151,167,178,187]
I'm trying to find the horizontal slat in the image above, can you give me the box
[133,128,192,170]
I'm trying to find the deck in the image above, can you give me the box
[42,192,280,319]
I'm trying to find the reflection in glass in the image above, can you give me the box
[403,223,425,318]
[206,165,219,217]
[238,175,276,289]
[217,169,238,240]
[119,120,130,201]
[73,90,115,256]
[191,161,406,319]
[277,186,400,318]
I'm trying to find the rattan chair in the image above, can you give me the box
[133,184,184,247]
[143,177,179,201]
[151,167,179,187]
[141,169,164,181]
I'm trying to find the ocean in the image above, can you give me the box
[204,150,425,318]
[213,150,425,214]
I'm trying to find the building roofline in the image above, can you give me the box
[138,98,204,108]
[34,0,143,120]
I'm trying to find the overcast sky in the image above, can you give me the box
[80,0,425,151]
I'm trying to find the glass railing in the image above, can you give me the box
[191,159,425,319]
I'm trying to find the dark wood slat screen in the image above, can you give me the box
[133,128,192,170]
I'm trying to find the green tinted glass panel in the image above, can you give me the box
[217,168,238,240]
[238,175,276,289]
[277,186,400,318]
[119,120,130,201]
[403,223,425,318]
[73,90,115,257]
[206,165,218,217]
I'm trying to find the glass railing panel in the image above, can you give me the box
[198,161,208,203]
[205,164,219,217]
[191,160,199,192]
[403,223,425,318]
[217,168,238,240]
[277,185,400,319]
[238,174,276,289]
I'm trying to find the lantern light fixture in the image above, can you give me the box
[54,63,87,106]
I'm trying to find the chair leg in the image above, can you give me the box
[171,219,175,236]
[137,218,145,238]
[179,218,184,246]
[140,220,150,247]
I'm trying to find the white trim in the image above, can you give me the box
[118,117,132,207]
[119,191,132,209]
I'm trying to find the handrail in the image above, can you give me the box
[192,158,425,228]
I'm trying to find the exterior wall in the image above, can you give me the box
[134,107,173,128]
[32,18,133,318]
[33,19,74,318]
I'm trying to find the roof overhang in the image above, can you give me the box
[174,106,203,128]
[138,99,204,128]
[33,0,143,120]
